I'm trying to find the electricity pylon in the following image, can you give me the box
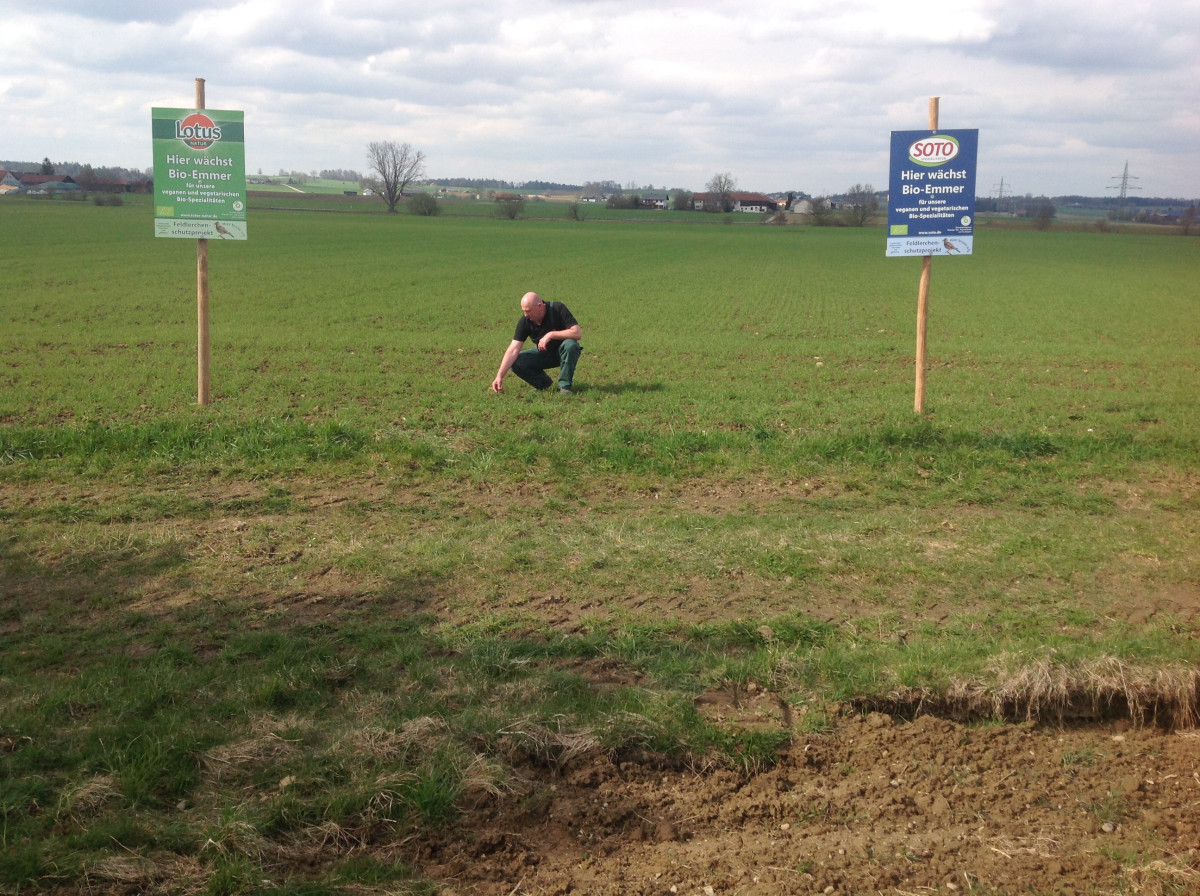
[1107,161,1141,217]
[993,177,1010,213]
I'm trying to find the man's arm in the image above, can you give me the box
[492,338,524,393]
[536,322,582,351]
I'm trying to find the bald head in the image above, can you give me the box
[520,291,546,324]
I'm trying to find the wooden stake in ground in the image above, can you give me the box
[196,77,211,406]
[914,96,938,415]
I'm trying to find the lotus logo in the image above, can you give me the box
[175,113,222,150]
[908,135,960,167]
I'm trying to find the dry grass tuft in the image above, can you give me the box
[56,773,120,823]
[87,854,206,895]
[294,819,368,852]
[894,656,1200,729]
[202,816,267,860]
[1122,854,1200,895]
[202,731,301,779]
[457,753,511,807]
[364,772,419,823]
[983,656,1200,729]
[336,715,452,761]
[338,725,412,762]
[498,716,603,773]
[247,711,314,737]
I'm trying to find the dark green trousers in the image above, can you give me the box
[511,339,582,390]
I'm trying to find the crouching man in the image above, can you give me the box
[491,291,583,394]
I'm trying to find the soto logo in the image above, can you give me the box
[175,113,222,150]
[908,134,960,167]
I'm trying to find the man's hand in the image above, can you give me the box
[537,333,554,351]
[491,376,504,393]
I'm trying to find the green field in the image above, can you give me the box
[2,196,1198,892]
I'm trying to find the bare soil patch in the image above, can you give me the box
[417,711,1200,895]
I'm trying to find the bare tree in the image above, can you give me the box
[495,196,525,219]
[844,183,879,227]
[705,172,736,212]
[1031,200,1056,231]
[76,164,98,192]
[1181,203,1198,237]
[808,197,835,226]
[365,141,426,213]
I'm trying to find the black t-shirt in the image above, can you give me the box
[513,301,579,348]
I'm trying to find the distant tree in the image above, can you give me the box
[1029,198,1056,231]
[1179,203,1198,236]
[443,177,512,190]
[808,197,835,226]
[495,197,525,219]
[365,141,426,214]
[705,172,736,212]
[519,180,579,192]
[76,164,98,191]
[582,180,620,197]
[565,202,589,221]
[95,165,129,182]
[40,157,54,175]
[672,190,694,211]
[606,193,639,210]
[407,192,441,216]
[845,184,879,227]
[320,168,361,182]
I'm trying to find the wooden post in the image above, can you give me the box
[914,96,939,414]
[195,77,211,406]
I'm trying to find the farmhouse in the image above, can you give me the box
[692,192,779,213]
[0,169,149,195]
[638,190,669,209]
[793,197,836,214]
[17,173,78,191]
[0,172,82,195]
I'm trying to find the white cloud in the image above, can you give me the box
[1,0,1197,196]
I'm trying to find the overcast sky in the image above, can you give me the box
[3,0,1198,198]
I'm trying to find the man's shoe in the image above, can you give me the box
[559,386,572,394]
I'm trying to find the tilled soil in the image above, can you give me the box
[414,710,1200,896]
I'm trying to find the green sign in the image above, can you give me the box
[152,107,247,239]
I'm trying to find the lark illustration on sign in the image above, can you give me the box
[886,129,978,257]
[152,108,247,240]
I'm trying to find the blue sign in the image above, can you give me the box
[887,129,978,257]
